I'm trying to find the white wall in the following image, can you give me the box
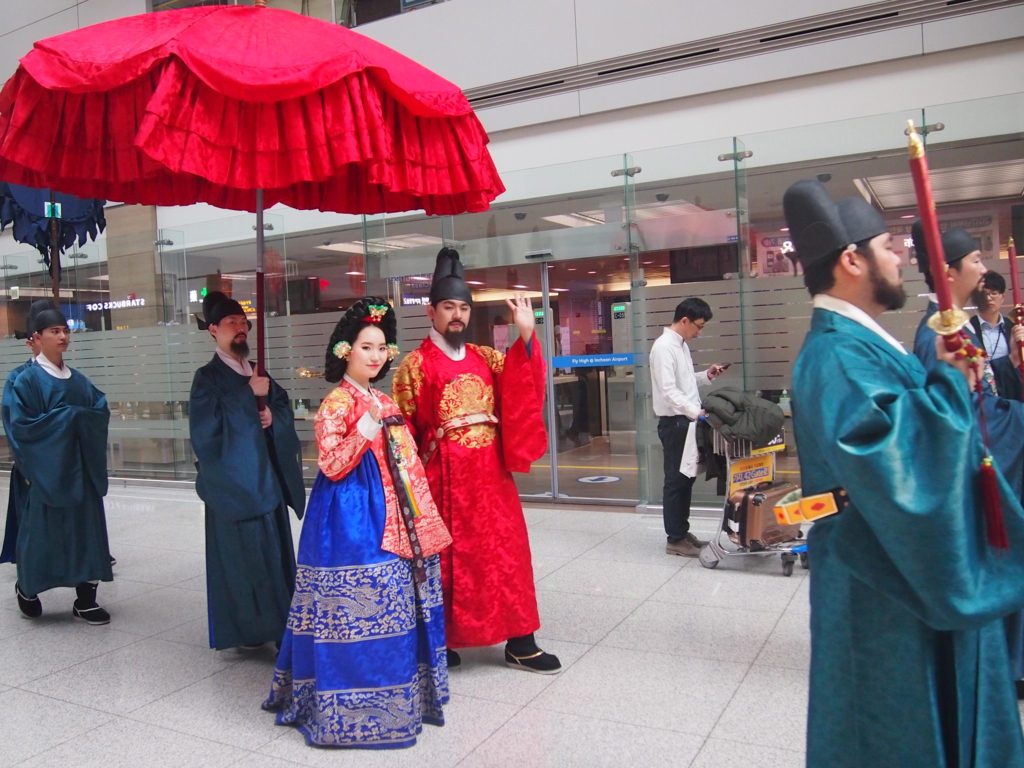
[0,0,148,82]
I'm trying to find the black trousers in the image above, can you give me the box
[658,416,697,542]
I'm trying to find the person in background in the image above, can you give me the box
[9,307,112,624]
[264,298,451,748]
[971,270,1013,361]
[189,291,305,651]
[649,297,726,557]
[785,178,1024,768]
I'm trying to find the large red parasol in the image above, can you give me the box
[0,2,505,401]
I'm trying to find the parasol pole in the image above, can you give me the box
[908,122,969,348]
[255,188,266,411]
[1008,236,1024,393]
[48,191,60,311]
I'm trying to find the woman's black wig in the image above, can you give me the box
[324,297,398,383]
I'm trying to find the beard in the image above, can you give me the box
[866,256,907,311]
[230,339,250,358]
[443,325,466,350]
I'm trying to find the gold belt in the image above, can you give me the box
[421,413,499,464]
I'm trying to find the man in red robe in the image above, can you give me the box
[393,248,560,674]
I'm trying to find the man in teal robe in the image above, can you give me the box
[190,292,305,651]
[784,180,1024,768]
[911,224,1024,688]
[9,307,112,624]
[0,299,51,564]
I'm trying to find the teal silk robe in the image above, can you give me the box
[793,309,1024,768]
[1,358,32,563]
[9,362,112,595]
[189,355,305,650]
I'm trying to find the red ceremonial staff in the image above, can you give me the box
[1008,236,1024,390]
[906,120,1008,548]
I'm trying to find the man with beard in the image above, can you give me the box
[189,291,305,650]
[913,226,1024,697]
[785,179,1024,768]
[392,248,559,674]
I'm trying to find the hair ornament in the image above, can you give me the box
[367,304,389,323]
[333,340,352,360]
[386,343,400,361]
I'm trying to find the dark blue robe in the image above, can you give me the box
[1,358,32,564]
[189,354,305,650]
[794,308,1024,768]
[915,302,1024,681]
[9,362,111,595]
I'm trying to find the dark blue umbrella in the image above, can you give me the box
[0,183,105,308]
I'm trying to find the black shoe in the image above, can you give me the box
[446,648,461,668]
[238,643,264,650]
[1016,680,1024,701]
[72,603,111,625]
[504,648,562,675]
[15,582,41,619]
[110,555,117,566]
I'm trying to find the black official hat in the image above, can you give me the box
[912,222,980,274]
[196,291,251,331]
[429,247,473,306]
[782,180,852,267]
[32,308,69,334]
[836,197,888,246]
[15,299,55,340]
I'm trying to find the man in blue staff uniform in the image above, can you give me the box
[190,291,305,650]
[784,178,1024,768]
[9,307,112,624]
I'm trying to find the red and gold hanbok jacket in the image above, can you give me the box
[315,379,451,560]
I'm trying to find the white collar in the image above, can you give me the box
[979,314,1004,329]
[215,347,253,376]
[662,327,684,344]
[813,294,907,355]
[343,374,371,396]
[35,353,72,379]
[429,327,466,361]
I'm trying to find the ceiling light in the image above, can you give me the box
[901,215,915,219]
[466,280,485,285]
[861,159,1024,209]
[551,287,568,292]
[409,276,431,281]
[542,212,606,228]
[345,271,363,275]
[588,271,597,274]
[512,284,528,288]
[316,234,445,254]
[643,261,653,265]
[780,227,789,232]
[568,268,577,271]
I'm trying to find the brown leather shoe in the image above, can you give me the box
[666,533,707,557]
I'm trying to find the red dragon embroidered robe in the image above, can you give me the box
[392,333,546,648]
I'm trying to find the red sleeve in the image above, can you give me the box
[495,332,547,473]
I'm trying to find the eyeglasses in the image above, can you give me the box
[982,290,1005,299]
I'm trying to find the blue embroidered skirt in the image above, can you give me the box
[263,451,448,748]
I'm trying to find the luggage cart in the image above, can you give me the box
[698,428,806,576]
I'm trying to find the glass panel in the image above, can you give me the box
[626,136,739,509]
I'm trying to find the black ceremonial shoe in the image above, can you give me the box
[15,582,41,619]
[72,603,110,625]
[446,649,461,668]
[505,648,562,675]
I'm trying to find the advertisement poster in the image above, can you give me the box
[755,231,799,277]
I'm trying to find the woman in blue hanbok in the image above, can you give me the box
[264,298,452,749]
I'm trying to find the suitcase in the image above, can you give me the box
[726,481,801,550]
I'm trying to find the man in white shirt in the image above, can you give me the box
[650,298,726,557]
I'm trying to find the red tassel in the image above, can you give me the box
[980,457,1009,549]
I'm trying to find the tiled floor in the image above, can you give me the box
[1,485,812,767]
